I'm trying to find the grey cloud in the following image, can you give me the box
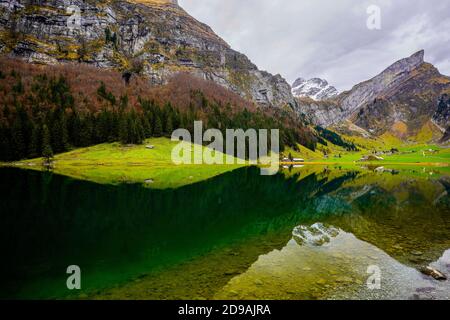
[179,0,450,91]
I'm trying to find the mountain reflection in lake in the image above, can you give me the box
[0,166,449,299]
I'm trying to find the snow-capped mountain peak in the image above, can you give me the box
[292,77,338,100]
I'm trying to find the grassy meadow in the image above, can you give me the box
[1,134,449,189]
[3,138,244,189]
[285,132,450,167]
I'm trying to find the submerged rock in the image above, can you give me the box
[421,267,447,281]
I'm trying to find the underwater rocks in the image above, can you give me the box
[421,267,447,281]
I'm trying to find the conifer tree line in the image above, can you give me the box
[314,126,358,151]
[0,72,314,162]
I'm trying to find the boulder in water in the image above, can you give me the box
[421,267,447,281]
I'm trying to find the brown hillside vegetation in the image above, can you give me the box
[0,57,253,115]
[0,58,320,161]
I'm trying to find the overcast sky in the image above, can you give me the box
[178,0,450,91]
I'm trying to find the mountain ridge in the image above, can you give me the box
[0,0,297,110]
[337,50,427,122]
[297,50,450,142]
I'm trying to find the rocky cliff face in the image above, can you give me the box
[349,53,450,139]
[338,51,428,120]
[296,97,342,127]
[433,94,450,129]
[0,0,297,109]
[292,77,338,100]
[433,94,450,142]
[298,50,450,141]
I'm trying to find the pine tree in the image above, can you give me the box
[128,114,137,144]
[61,112,69,150]
[109,111,119,142]
[119,94,129,111]
[79,115,94,147]
[165,115,173,137]
[0,123,11,161]
[50,109,69,153]
[153,114,163,137]
[3,105,10,119]
[118,113,129,144]
[136,117,145,144]
[142,116,152,138]
[172,109,181,129]
[145,111,154,135]
[97,82,116,106]
[11,116,26,160]
[97,110,110,143]
[28,122,40,158]
[12,78,24,95]
[68,111,82,147]
[125,111,145,145]
[41,124,53,162]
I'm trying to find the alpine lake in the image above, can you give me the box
[1,164,449,300]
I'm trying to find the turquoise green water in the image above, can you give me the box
[0,166,449,299]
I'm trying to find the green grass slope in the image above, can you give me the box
[5,138,245,189]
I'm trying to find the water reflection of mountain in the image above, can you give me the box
[0,166,448,298]
[309,172,450,267]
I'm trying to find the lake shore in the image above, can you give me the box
[1,138,449,188]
